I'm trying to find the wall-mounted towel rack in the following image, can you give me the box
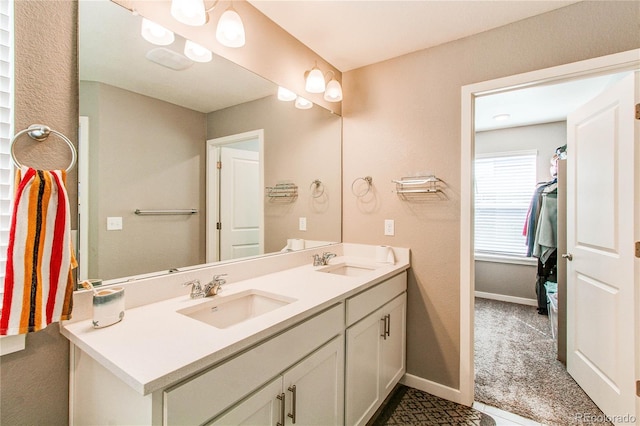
[266,183,298,200]
[134,209,198,216]
[10,124,77,172]
[393,175,445,199]
[351,176,373,197]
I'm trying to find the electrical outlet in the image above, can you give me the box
[107,216,123,231]
[384,219,395,236]
[299,217,307,231]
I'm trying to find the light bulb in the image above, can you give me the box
[324,79,343,102]
[277,87,297,102]
[216,8,246,48]
[295,96,313,110]
[184,40,212,63]
[305,67,326,93]
[171,0,207,26]
[141,18,175,46]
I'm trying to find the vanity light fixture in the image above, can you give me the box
[324,72,343,102]
[294,96,313,110]
[304,64,343,102]
[171,0,207,26]
[184,40,212,63]
[493,113,511,121]
[140,18,175,46]
[277,87,297,102]
[216,6,246,48]
[305,63,326,93]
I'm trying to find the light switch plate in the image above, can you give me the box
[299,217,307,231]
[384,219,395,236]
[107,216,123,231]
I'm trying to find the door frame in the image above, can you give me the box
[206,129,265,263]
[459,49,640,406]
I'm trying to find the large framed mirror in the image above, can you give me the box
[78,0,342,284]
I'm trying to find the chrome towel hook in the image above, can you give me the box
[351,176,373,197]
[10,124,77,172]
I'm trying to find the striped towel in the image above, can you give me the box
[1,167,77,335]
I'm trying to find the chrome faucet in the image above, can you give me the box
[313,252,337,266]
[183,274,226,299]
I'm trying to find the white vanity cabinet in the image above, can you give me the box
[209,336,344,425]
[344,273,407,426]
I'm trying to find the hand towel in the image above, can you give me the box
[1,167,77,335]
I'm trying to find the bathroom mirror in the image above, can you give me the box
[78,0,342,284]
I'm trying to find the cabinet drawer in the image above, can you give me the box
[163,303,344,426]
[346,272,406,326]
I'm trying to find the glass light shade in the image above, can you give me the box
[216,8,246,48]
[184,40,212,63]
[141,18,175,46]
[324,79,343,102]
[295,96,313,110]
[171,0,207,26]
[277,87,297,102]
[305,67,326,93]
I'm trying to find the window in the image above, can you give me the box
[475,151,536,257]
[0,0,12,295]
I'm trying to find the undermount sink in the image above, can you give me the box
[316,262,378,277]
[177,290,296,329]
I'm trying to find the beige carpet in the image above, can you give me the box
[474,298,611,425]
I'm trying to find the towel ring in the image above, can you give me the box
[10,124,77,172]
[351,176,373,197]
[310,179,325,198]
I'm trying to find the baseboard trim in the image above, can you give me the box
[474,291,537,306]
[401,374,468,406]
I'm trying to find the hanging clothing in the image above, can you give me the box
[1,167,76,335]
[533,191,557,264]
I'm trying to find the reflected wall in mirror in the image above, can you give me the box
[78,0,342,284]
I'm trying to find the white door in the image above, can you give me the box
[566,72,637,424]
[220,146,261,260]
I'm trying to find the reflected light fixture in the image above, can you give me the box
[216,6,246,48]
[141,18,175,46]
[324,72,343,102]
[295,96,313,110]
[277,87,297,102]
[305,63,326,93]
[171,0,207,26]
[184,40,212,63]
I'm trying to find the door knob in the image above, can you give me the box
[562,253,573,261]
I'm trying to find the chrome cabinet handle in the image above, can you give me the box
[562,253,573,261]
[381,317,387,340]
[287,385,297,423]
[277,393,286,426]
[385,314,391,338]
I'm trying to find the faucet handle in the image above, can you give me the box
[212,274,227,284]
[182,279,201,288]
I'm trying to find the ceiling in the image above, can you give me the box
[248,0,581,72]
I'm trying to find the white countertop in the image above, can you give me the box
[61,252,409,395]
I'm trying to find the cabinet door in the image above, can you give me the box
[208,378,282,426]
[380,293,406,396]
[283,336,344,425]
[345,308,384,426]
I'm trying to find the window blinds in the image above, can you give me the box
[475,151,536,257]
[0,0,12,289]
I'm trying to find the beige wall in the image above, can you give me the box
[80,81,206,280]
[1,1,77,424]
[342,1,640,389]
[207,95,342,253]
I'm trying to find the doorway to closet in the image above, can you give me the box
[460,49,639,425]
